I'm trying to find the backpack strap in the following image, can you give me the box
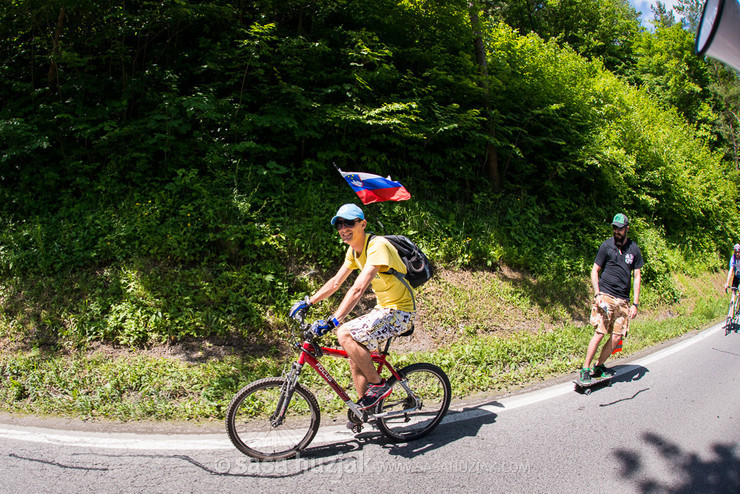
[386,267,416,311]
[360,233,416,311]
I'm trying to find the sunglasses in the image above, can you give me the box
[335,219,358,229]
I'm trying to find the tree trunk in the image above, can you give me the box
[468,2,500,191]
[48,7,66,93]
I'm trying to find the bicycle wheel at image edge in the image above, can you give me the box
[375,362,451,441]
[728,297,738,334]
[225,377,320,460]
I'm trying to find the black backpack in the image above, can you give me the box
[379,235,434,288]
[361,233,433,311]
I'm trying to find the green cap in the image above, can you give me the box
[611,213,629,228]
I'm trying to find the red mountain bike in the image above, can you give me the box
[225,312,451,460]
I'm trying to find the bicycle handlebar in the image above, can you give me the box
[290,311,319,345]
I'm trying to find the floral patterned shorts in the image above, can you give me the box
[342,307,415,351]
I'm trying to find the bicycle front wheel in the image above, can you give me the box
[376,362,451,442]
[225,377,320,460]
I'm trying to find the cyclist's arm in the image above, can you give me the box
[309,265,353,305]
[726,267,734,288]
[331,264,380,323]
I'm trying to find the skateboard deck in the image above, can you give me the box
[573,374,612,395]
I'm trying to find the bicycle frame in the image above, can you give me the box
[729,287,739,318]
[272,336,416,427]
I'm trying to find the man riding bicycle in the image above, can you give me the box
[724,244,740,296]
[289,203,415,411]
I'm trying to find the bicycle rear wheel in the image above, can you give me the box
[375,362,451,442]
[225,377,320,460]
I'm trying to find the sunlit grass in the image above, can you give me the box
[0,272,726,422]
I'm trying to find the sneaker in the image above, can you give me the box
[357,379,392,410]
[579,368,592,384]
[592,364,609,378]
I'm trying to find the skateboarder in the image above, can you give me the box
[580,213,644,383]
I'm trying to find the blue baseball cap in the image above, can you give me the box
[331,204,365,225]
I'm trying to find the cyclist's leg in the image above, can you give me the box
[338,333,376,397]
[338,308,415,397]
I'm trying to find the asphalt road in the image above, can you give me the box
[1,323,738,493]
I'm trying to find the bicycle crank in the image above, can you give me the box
[347,409,364,433]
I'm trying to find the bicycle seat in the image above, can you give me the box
[399,323,415,337]
[379,324,414,354]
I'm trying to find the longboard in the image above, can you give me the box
[573,374,612,395]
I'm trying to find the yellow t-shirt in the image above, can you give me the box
[343,235,415,312]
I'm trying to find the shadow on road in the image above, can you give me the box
[613,432,740,493]
[148,407,500,478]
[381,408,498,459]
[610,364,649,384]
[9,453,110,472]
[67,405,500,479]
[301,406,498,462]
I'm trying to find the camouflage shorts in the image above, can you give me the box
[590,293,630,336]
[341,307,415,351]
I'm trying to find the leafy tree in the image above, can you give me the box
[674,0,740,168]
[631,0,740,168]
[469,0,501,190]
[650,1,676,28]
[674,0,703,31]
[0,1,738,347]
[491,0,642,74]
[705,64,740,169]
[632,22,711,125]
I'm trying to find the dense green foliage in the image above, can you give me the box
[0,273,726,420]
[0,0,739,349]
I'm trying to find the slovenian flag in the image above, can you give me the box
[338,169,411,205]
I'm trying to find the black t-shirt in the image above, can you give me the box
[594,237,644,301]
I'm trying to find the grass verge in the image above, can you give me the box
[0,271,728,423]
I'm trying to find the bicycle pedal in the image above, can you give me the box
[347,408,365,424]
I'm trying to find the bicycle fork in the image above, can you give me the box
[271,361,303,428]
